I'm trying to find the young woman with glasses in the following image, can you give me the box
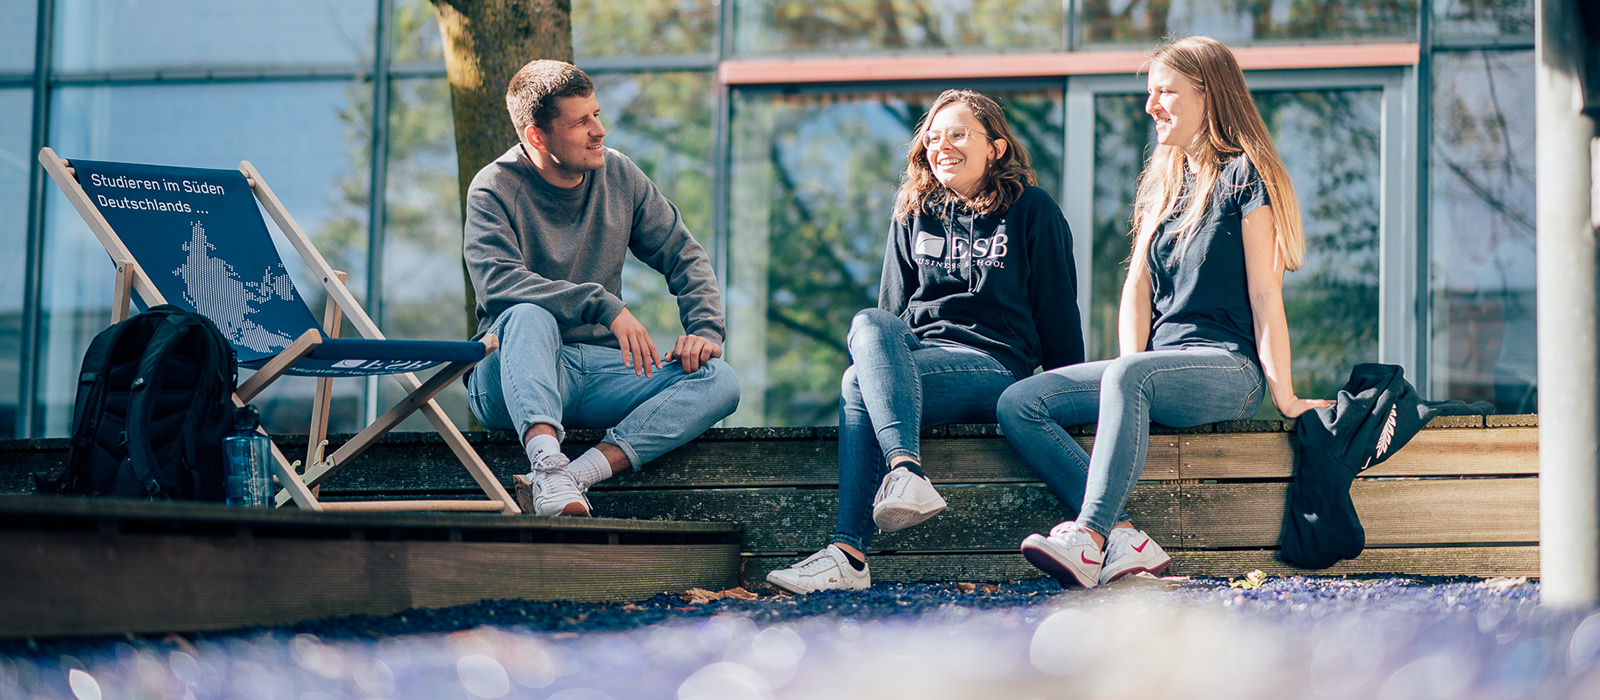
[767,89,1086,593]
[997,36,1333,588]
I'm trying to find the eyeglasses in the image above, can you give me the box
[920,126,990,148]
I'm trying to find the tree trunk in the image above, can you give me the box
[429,0,573,339]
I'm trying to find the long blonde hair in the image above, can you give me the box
[1131,36,1306,271]
[892,90,1035,221]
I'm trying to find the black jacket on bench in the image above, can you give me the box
[1277,363,1493,569]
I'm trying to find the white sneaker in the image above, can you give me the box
[1020,521,1103,589]
[765,545,871,594]
[514,453,591,517]
[871,466,947,532]
[1100,526,1171,585]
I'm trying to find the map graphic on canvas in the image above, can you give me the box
[173,220,296,353]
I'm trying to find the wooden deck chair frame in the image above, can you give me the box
[39,147,520,514]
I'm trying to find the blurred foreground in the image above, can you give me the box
[5,575,1596,699]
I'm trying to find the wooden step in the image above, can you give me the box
[0,495,740,637]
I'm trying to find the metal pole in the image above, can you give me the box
[1536,0,1599,607]
[363,0,395,427]
[19,0,55,438]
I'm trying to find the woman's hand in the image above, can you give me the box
[1277,397,1334,419]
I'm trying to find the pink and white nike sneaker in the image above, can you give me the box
[1099,526,1171,585]
[1021,521,1103,588]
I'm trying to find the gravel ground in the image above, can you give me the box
[4,574,1595,700]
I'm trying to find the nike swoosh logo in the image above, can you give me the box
[1132,540,1149,553]
[1080,552,1101,565]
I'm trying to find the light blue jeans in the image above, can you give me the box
[833,308,1017,552]
[467,303,741,469]
[997,347,1264,536]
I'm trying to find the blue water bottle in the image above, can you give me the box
[224,405,272,507]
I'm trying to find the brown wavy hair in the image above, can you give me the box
[1130,36,1306,271]
[892,90,1036,222]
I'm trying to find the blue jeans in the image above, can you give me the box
[467,303,741,469]
[832,309,1017,551]
[997,347,1264,536]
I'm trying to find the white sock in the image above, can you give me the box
[568,448,613,487]
[523,433,562,471]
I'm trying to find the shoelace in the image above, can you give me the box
[1048,521,1083,540]
[791,551,840,574]
[533,452,570,474]
[537,468,584,500]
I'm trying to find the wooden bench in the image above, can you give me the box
[0,414,1538,586]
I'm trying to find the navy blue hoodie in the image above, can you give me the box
[879,186,1085,379]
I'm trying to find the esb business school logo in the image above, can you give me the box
[915,231,1008,269]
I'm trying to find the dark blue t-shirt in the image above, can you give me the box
[1146,154,1271,359]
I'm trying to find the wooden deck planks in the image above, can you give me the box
[1166,545,1540,578]
[1179,428,1537,480]
[1178,478,1540,549]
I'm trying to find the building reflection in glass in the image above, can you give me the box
[1081,0,1416,44]
[1429,50,1536,413]
[0,89,31,437]
[733,0,1064,56]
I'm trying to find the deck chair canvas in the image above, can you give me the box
[39,147,519,514]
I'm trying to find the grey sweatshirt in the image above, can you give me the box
[464,144,725,347]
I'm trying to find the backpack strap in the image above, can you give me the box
[57,314,144,495]
[124,313,195,498]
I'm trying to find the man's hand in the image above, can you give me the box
[610,308,660,377]
[663,335,723,373]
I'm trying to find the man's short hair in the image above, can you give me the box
[506,60,595,135]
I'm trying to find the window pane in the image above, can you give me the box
[733,0,1064,56]
[0,0,37,73]
[1430,50,1536,413]
[393,0,445,63]
[1082,0,1416,45]
[597,72,716,347]
[42,81,369,437]
[1091,88,1382,411]
[577,0,717,57]
[0,88,31,437]
[381,77,470,430]
[727,86,1063,426]
[54,0,375,73]
[1434,0,1532,40]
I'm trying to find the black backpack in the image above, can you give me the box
[45,305,239,500]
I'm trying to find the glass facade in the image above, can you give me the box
[733,0,1065,55]
[4,1,1542,438]
[54,0,374,72]
[378,77,465,430]
[1429,50,1537,413]
[1433,0,1532,40]
[0,0,37,72]
[0,88,30,435]
[1082,0,1417,45]
[577,0,717,57]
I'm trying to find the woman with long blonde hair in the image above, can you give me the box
[996,36,1331,588]
[767,89,1086,593]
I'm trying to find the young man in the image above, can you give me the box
[464,60,739,516]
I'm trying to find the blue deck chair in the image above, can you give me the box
[40,147,519,514]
